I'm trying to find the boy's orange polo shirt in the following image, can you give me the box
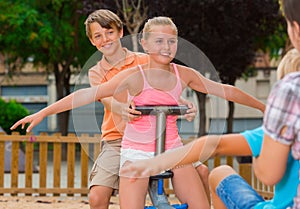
[89,48,148,141]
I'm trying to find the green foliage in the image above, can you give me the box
[241,67,258,81]
[254,23,288,59]
[0,1,38,57]
[1,0,97,135]
[0,0,95,71]
[0,98,29,135]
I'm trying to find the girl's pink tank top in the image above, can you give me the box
[122,63,183,152]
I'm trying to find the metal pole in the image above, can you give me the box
[155,111,167,155]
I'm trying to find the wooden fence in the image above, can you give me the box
[0,132,100,196]
[0,132,273,199]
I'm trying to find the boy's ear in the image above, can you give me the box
[89,38,96,46]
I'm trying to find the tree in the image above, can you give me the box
[0,0,96,135]
[116,0,148,52]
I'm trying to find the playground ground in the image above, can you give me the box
[0,195,182,209]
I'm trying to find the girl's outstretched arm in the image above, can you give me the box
[183,67,265,113]
[218,84,265,113]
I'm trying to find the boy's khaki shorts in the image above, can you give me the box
[89,139,121,190]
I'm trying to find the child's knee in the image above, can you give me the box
[89,186,112,208]
[196,164,209,179]
[208,165,236,190]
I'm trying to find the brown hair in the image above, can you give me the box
[84,9,123,39]
[282,0,300,24]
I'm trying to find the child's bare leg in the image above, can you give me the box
[194,163,210,204]
[119,162,149,209]
[172,164,210,209]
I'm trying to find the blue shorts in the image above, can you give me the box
[216,174,264,209]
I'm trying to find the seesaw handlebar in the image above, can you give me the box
[134,105,189,156]
[135,105,189,115]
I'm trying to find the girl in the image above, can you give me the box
[11,16,265,209]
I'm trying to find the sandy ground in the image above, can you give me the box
[0,195,182,209]
[0,195,113,209]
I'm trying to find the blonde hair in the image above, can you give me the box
[84,9,123,39]
[142,16,178,40]
[277,48,300,80]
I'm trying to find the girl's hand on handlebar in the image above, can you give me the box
[185,102,197,122]
[121,101,141,122]
[178,97,197,122]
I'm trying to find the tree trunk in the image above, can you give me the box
[54,64,71,136]
[226,100,234,133]
[196,91,207,137]
[131,34,139,52]
[226,79,236,134]
[54,64,71,160]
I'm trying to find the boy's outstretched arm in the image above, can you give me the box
[11,86,101,132]
[11,69,133,132]
[11,111,46,133]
